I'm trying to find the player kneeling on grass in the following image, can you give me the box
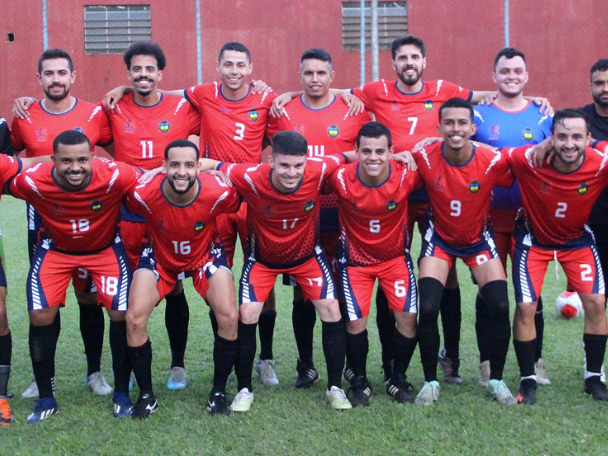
[326,122,420,406]
[124,139,241,418]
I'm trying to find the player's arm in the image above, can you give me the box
[0,118,13,156]
[470,91,498,106]
[591,139,608,153]
[12,97,37,119]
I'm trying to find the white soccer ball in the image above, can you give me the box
[555,291,584,319]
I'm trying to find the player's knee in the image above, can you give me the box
[515,301,537,322]
[125,309,149,335]
[481,280,509,316]
[239,302,261,324]
[582,295,606,320]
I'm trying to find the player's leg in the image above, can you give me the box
[165,280,190,390]
[372,286,396,383]
[292,285,318,388]
[257,290,278,386]
[0,276,14,425]
[439,264,462,385]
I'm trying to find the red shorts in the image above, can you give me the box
[27,237,131,311]
[120,220,149,272]
[240,251,335,304]
[217,203,248,267]
[339,255,417,321]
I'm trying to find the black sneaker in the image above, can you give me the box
[131,393,158,419]
[386,375,415,404]
[516,379,537,405]
[347,376,372,407]
[584,376,608,401]
[295,359,320,389]
[207,392,230,415]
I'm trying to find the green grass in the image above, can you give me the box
[1,195,608,455]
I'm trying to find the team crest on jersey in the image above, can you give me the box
[194,221,205,232]
[424,100,433,110]
[386,200,397,211]
[469,180,480,193]
[522,127,534,141]
[327,125,339,138]
[159,120,171,133]
[74,127,84,134]
[35,127,48,141]
[304,201,315,212]
[124,120,136,133]
[578,183,589,195]
[249,110,259,121]
[91,200,102,211]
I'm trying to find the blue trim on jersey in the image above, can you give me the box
[441,143,476,167]
[298,94,338,111]
[268,169,303,194]
[219,84,251,103]
[355,162,392,188]
[159,176,202,208]
[132,93,164,109]
[50,166,94,192]
[38,98,80,117]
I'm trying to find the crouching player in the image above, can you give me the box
[509,109,608,404]
[124,139,241,418]
[326,122,420,406]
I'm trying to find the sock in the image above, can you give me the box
[209,310,219,339]
[391,329,417,381]
[165,290,189,369]
[534,295,545,361]
[235,322,257,392]
[322,320,346,389]
[440,286,461,374]
[109,320,130,394]
[375,287,396,377]
[475,293,491,363]
[292,299,316,366]
[53,310,61,338]
[0,332,10,397]
[258,309,276,360]
[481,281,510,380]
[584,333,608,375]
[513,338,537,378]
[417,277,444,382]
[212,336,238,394]
[127,339,153,395]
[79,303,104,376]
[29,323,58,398]
[346,329,368,378]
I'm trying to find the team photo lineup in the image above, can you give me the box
[1,32,608,426]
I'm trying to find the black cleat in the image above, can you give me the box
[516,379,537,405]
[386,375,415,404]
[131,393,158,419]
[347,376,372,407]
[584,376,608,401]
[343,365,355,384]
[207,392,230,415]
[295,359,320,389]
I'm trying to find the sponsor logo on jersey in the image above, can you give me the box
[469,180,480,193]
[91,200,102,211]
[522,127,534,141]
[387,200,397,211]
[249,110,259,121]
[157,220,169,233]
[35,127,48,141]
[327,125,339,137]
[124,120,136,133]
[391,100,400,111]
[304,200,315,212]
[424,100,433,110]
[74,127,84,134]
[194,221,205,231]
[490,125,500,140]
[540,182,551,194]
[578,183,589,195]
[159,120,170,133]
[295,124,305,135]
[433,177,445,191]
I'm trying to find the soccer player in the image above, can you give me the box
[470,48,553,386]
[413,98,516,406]
[9,130,137,423]
[508,109,608,405]
[10,48,113,398]
[124,139,240,418]
[200,130,352,411]
[326,122,419,406]
[267,48,371,389]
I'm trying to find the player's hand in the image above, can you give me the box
[476,92,498,106]
[138,166,164,184]
[13,97,36,119]
[270,93,294,118]
[392,151,418,171]
[529,137,554,168]
[530,97,554,116]
[103,86,128,113]
[250,79,271,94]
[412,137,442,153]
[204,169,233,187]
[341,93,365,116]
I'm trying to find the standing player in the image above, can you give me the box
[327,122,419,406]
[413,98,516,406]
[124,139,240,418]
[267,48,371,388]
[10,49,113,398]
[508,110,608,405]
[9,130,137,423]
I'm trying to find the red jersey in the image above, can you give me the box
[416,142,513,246]
[326,161,421,266]
[352,79,472,150]
[125,173,240,272]
[103,93,201,168]
[10,99,111,157]
[184,83,277,163]
[507,145,608,246]
[220,155,345,267]
[10,160,139,252]
[0,155,22,198]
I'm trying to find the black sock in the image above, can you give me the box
[481,281,510,380]
[79,303,104,376]
[209,310,219,339]
[513,338,536,378]
[235,321,257,392]
[109,320,130,394]
[292,299,316,366]
[417,277,444,382]
[128,339,153,395]
[0,332,10,397]
[534,296,545,361]
[212,336,238,394]
[53,309,61,338]
[391,329,417,380]
[346,329,368,378]
[322,320,346,389]
[440,286,461,373]
[475,293,491,363]
[165,290,189,369]
[584,333,608,374]
[375,287,395,376]
[258,310,276,360]
[29,323,58,398]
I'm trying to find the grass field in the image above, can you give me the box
[1,195,608,455]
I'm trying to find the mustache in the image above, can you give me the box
[135,77,153,83]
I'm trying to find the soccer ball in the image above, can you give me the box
[555,291,584,319]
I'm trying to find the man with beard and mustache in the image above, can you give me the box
[123,139,240,418]
[10,48,114,400]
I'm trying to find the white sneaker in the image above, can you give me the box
[486,379,517,405]
[478,360,491,387]
[534,358,551,385]
[167,367,188,390]
[414,381,440,406]
[86,371,113,396]
[325,386,352,410]
[230,388,254,412]
[259,359,279,386]
[22,379,39,399]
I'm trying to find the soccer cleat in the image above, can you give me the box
[27,397,58,424]
[325,386,352,410]
[230,388,254,412]
[112,392,133,418]
[258,359,280,386]
[486,379,517,405]
[414,381,440,406]
[167,367,188,390]
[22,379,39,399]
[516,379,537,405]
[207,392,230,416]
[343,366,355,384]
[347,376,372,407]
[296,359,321,389]
[130,393,158,419]
[86,371,113,396]
[0,398,14,425]
[478,360,491,387]
[584,360,606,384]
[386,375,415,404]
[438,348,462,385]
[535,358,551,385]
[584,376,608,401]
